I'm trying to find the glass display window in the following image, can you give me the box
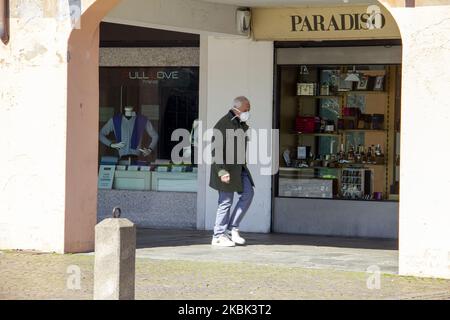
[276,64,401,201]
[98,67,199,192]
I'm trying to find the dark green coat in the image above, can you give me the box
[209,111,255,193]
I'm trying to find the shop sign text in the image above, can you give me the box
[291,5,385,32]
[128,71,180,80]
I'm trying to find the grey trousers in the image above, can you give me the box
[213,169,254,237]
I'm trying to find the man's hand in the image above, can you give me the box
[111,142,125,150]
[221,174,231,184]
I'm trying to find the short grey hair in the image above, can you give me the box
[232,96,249,109]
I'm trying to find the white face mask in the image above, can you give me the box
[233,108,250,122]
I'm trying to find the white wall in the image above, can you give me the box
[197,36,274,233]
[0,0,98,253]
[389,5,450,279]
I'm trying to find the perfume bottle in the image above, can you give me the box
[338,144,345,161]
[361,145,367,163]
[320,119,326,133]
[348,145,355,162]
[375,144,383,156]
[367,146,373,163]
[355,144,364,163]
[320,82,330,96]
[370,145,376,163]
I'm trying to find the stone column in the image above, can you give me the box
[383,1,450,280]
[94,218,136,300]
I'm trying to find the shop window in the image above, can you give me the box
[0,0,9,45]
[276,64,400,201]
[98,67,199,193]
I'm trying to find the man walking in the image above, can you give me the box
[209,96,255,247]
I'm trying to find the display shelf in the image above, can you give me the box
[278,175,335,180]
[341,129,387,133]
[280,164,386,172]
[293,130,387,135]
[296,132,341,137]
[342,91,388,95]
[297,95,340,99]
[277,64,399,201]
[297,92,387,98]
[296,90,387,99]
[280,167,338,171]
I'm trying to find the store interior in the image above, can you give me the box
[97,24,200,194]
[276,63,401,202]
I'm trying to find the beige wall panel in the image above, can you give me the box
[277,46,402,65]
[99,48,199,67]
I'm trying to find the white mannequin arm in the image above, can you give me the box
[146,120,159,151]
[99,118,114,147]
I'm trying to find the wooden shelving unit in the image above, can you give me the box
[279,64,399,200]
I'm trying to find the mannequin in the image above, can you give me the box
[99,106,159,160]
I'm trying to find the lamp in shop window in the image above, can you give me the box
[299,65,309,75]
[0,0,9,45]
[345,65,360,82]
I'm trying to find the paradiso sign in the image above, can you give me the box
[252,5,401,41]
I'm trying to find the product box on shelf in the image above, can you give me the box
[297,83,316,96]
[371,114,385,130]
[295,116,321,133]
[297,146,311,160]
[340,168,373,200]
[358,114,373,129]
[342,107,361,117]
[279,178,334,198]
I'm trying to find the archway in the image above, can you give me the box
[65,0,121,252]
[64,0,450,280]
[65,0,404,251]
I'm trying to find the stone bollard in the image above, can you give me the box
[93,216,136,300]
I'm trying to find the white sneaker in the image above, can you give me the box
[211,234,235,247]
[230,228,246,245]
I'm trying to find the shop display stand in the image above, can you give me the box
[279,64,399,201]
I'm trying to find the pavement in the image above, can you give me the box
[1,229,450,300]
[134,229,399,274]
